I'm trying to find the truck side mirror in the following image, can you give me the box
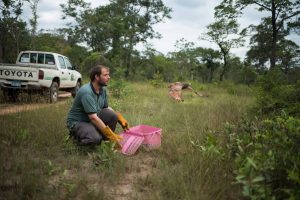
[72,65,77,70]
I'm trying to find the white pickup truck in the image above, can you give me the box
[0,51,82,102]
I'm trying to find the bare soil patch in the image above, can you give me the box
[107,150,159,200]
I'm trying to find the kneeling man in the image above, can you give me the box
[67,65,128,145]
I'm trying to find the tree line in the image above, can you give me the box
[0,0,299,84]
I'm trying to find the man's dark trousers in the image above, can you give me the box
[70,108,118,145]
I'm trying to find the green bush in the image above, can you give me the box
[107,79,128,99]
[241,66,258,86]
[149,73,164,88]
[225,115,300,199]
[218,81,253,96]
[256,69,300,117]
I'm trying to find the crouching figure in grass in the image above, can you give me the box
[66,65,129,146]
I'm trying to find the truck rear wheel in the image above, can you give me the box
[2,88,19,102]
[49,82,59,103]
[71,81,81,98]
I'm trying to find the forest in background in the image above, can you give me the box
[1,0,300,199]
[1,0,299,84]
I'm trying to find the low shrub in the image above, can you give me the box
[108,79,129,99]
[149,73,164,88]
[225,115,300,199]
[256,69,300,117]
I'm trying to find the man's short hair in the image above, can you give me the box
[89,65,109,81]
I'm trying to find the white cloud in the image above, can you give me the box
[173,0,206,8]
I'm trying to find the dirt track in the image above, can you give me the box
[0,92,71,116]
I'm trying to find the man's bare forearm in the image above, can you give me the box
[89,113,106,131]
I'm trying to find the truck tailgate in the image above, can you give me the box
[0,65,39,81]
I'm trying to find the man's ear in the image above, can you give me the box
[95,74,100,80]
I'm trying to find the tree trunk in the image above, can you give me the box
[0,41,3,63]
[270,0,277,69]
[209,67,214,83]
[220,54,227,81]
[112,33,120,56]
[125,35,134,78]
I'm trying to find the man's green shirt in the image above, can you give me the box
[67,82,108,129]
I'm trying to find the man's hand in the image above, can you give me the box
[100,126,123,142]
[116,112,129,130]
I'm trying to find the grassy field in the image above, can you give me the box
[0,82,254,199]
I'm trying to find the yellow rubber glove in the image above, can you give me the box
[100,126,123,142]
[116,112,129,130]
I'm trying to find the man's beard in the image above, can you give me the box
[97,80,107,87]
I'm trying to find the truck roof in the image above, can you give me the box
[20,51,67,58]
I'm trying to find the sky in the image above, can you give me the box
[21,0,300,59]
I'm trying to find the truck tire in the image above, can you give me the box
[2,89,9,102]
[71,81,81,98]
[49,82,59,103]
[2,88,19,102]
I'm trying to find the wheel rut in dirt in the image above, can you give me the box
[0,92,71,116]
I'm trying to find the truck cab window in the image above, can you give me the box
[64,58,73,70]
[19,53,30,63]
[45,54,55,65]
[38,53,45,64]
[58,56,66,69]
[30,53,37,63]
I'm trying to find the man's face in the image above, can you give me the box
[96,68,110,86]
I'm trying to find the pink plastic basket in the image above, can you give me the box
[119,125,162,155]
[119,132,144,156]
[121,125,162,151]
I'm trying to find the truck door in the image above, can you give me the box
[64,57,75,87]
[57,56,69,88]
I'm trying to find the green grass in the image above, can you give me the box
[0,82,254,199]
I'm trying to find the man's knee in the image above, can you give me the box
[110,110,118,123]
[107,109,118,123]
[90,133,102,145]
[99,108,118,124]
[72,122,102,145]
[79,131,102,145]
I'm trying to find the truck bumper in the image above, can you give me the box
[0,80,44,91]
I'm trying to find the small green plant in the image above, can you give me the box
[149,73,164,88]
[108,79,129,99]
[47,160,61,176]
[227,86,237,95]
[191,133,225,160]
[14,128,30,145]
[89,141,118,170]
